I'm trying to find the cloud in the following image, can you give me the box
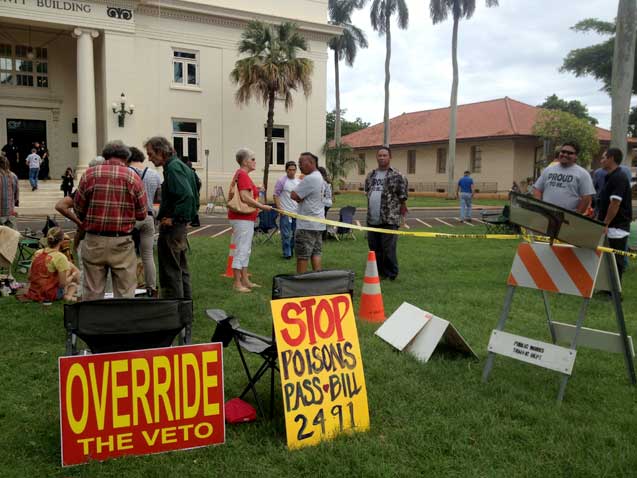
[327,0,620,129]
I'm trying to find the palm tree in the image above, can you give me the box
[329,0,368,150]
[429,0,498,198]
[322,141,364,191]
[370,0,409,147]
[231,20,313,198]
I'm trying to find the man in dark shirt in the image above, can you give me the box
[74,141,147,299]
[596,147,632,280]
[145,136,199,299]
[1,138,19,175]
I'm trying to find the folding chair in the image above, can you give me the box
[208,270,355,418]
[337,206,357,240]
[207,309,277,417]
[480,205,520,235]
[15,234,40,273]
[254,207,279,244]
[63,298,193,355]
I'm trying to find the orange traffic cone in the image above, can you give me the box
[358,251,386,322]
[222,243,236,278]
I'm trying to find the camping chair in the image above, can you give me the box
[480,205,520,235]
[207,309,277,417]
[63,298,193,355]
[15,233,40,273]
[208,269,355,418]
[254,207,279,244]
[337,206,357,240]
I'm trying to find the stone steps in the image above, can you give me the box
[16,180,65,216]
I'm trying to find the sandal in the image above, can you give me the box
[245,282,262,289]
[233,285,252,293]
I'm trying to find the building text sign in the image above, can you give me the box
[1,0,134,26]
[58,344,225,466]
[271,294,370,449]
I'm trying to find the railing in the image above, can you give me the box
[340,181,499,193]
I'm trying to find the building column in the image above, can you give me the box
[73,28,99,173]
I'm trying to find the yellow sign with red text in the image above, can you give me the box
[271,293,370,449]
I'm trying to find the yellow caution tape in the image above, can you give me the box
[274,208,637,259]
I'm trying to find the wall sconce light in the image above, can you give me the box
[112,92,134,127]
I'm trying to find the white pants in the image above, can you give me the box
[230,219,254,269]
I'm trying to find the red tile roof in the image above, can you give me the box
[340,97,616,148]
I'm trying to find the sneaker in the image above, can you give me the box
[42,301,52,306]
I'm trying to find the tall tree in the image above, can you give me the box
[370,0,409,146]
[231,21,313,199]
[326,109,371,140]
[429,0,499,199]
[611,0,637,157]
[329,0,368,151]
[538,94,598,125]
[561,19,637,94]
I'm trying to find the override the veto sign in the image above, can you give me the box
[271,293,370,449]
[58,343,225,466]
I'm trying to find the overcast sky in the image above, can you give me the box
[326,0,622,130]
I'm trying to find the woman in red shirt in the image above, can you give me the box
[228,148,272,293]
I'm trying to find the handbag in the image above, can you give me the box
[227,175,256,214]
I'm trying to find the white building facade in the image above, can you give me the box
[0,0,336,194]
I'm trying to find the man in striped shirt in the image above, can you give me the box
[74,141,147,300]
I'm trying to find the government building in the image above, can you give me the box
[0,0,337,194]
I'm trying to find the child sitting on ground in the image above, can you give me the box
[25,227,80,303]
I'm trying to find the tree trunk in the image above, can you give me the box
[383,12,391,147]
[334,49,342,172]
[264,90,275,201]
[446,16,460,200]
[611,0,637,158]
[334,49,342,147]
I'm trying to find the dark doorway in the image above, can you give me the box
[6,119,47,179]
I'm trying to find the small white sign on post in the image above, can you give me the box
[487,330,577,375]
[375,302,477,362]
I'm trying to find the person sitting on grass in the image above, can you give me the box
[25,227,80,303]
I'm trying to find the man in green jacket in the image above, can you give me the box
[145,136,199,299]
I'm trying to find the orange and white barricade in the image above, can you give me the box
[483,241,635,402]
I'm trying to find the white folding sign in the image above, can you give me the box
[375,302,477,363]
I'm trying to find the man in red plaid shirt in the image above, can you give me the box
[74,141,147,300]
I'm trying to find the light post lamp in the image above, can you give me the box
[112,92,134,127]
[204,148,210,202]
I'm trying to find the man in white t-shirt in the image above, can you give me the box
[274,161,300,259]
[26,148,42,191]
[533,141,595,213]
[291,152,325,273]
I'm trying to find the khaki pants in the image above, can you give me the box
[81,233,137,300]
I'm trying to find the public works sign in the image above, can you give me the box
[271,293,370,449]
[58,344,225,466]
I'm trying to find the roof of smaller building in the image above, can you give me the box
[340,97,615,149]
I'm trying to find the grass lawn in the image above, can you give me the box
[2,224,637,477]
[333,192,507,209]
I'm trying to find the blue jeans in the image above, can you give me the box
[280,215,296,258]
[459,192,472,220]
[29,168,39,189]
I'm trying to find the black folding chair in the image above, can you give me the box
[207,309,277,417]
[208,270,355,418]
[337,206,357,240]
[254,207,279,244]
[64,298,193,355]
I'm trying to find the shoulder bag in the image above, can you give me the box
[227,173,256,214]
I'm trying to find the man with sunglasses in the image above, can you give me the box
[533,141,595,213]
